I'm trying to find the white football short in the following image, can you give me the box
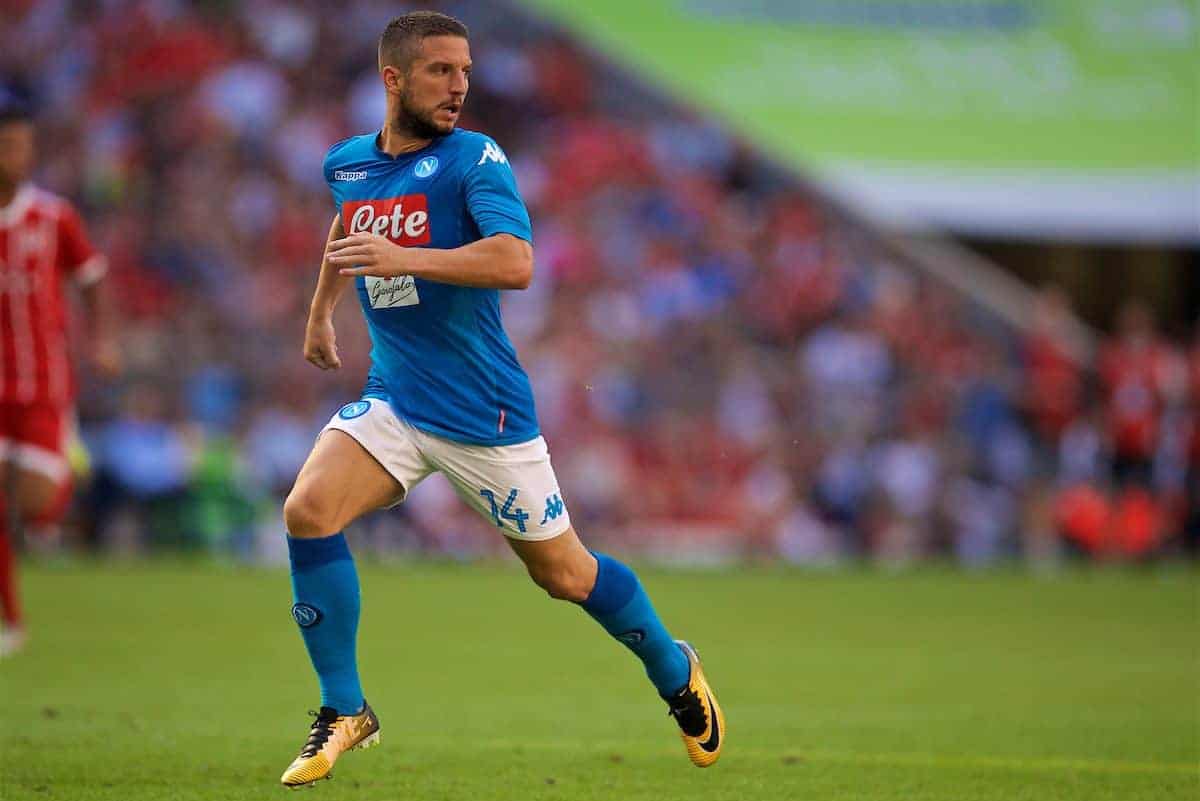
[320,398,571,541]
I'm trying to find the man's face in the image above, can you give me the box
[0,120,34,186]
[386,35,471,138]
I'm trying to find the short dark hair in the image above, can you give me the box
[378,11,469,72]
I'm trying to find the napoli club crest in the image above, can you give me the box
[291,603,323,628]
[338,401,371,420]
[413,156,439,179]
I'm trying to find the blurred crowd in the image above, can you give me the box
[2,0,1197,564]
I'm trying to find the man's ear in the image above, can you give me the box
[381,64,404,94]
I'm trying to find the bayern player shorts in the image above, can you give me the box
[0,402,72,483]
[319,398,571,541]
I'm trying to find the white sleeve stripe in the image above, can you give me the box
[73,255,108,286]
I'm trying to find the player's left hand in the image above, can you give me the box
[91,336,123,379]
[328,233,417,277]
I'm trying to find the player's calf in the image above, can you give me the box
[576,552,692,695]
[526,560,594,602]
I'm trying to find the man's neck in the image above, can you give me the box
[0,181,18,209]
[377,120,432,157]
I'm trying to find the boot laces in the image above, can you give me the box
[299,708,340,758]
[667,686,708,737]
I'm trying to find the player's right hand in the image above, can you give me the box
[304,317,341,370]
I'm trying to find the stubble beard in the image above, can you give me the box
[394,87,453,140]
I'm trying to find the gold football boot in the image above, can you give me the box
[665,641,725,767]
[280,703,380,788]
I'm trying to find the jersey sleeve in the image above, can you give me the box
[322,143,343,213]
[462,137,532,243]
[57,203,106,285]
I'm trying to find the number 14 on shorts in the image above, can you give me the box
[478,487,530,534]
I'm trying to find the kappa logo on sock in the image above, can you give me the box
[291,603,323,628]
[616,629,645,646]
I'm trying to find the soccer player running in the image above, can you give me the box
[279,11,724,788]
[0,94,120,657]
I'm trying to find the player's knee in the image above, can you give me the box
[528,563,592,603]
[14,477,69,526]
[283,489,339,539]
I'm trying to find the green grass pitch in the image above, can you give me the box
[1,561,1196,800]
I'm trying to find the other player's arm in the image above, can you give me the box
[79,276,121,378]
[305,214,350,370]
[58,204,121,377]
[327,232,532,291]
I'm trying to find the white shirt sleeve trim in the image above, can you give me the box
[73,255,108,286]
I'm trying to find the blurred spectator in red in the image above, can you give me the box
[1184,323,1200,553]
[1023,285,1084,445]
[1100,302,1170,486]
[1054,484,1110,556]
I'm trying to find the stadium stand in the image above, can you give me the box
[2,0,1196,562]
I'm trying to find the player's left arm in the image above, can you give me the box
[60,205,121,377]
[329,232,532,290]
[79,279,121,377]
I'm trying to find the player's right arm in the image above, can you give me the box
[304,214,348,370]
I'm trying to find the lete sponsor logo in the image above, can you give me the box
[342,195,431,246]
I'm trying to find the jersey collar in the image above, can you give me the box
[0,183,34,227]
[372,128,448,161]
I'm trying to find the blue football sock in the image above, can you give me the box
[580,552,690,697]
[287,533,364,715]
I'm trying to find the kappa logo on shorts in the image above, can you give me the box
[540,493,565,525]
[291,603,323,628]
[338,401,371,420]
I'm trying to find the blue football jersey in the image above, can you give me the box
[323,129,538,445]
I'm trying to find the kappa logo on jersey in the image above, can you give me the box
[477,141,508,166]
[343,195,431,246]
[413,156,439,179]
[334,169,368,182]
[540,493,565,525]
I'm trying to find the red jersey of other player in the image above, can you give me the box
[0,93,119,657]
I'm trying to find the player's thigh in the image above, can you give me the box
[423,429,597,597]
[286,399,431,537]
[11,467,63,520]
[3,403,70,519]
[287,430,401,536]
[424,432,571,542]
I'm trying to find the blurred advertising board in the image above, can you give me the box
[523,0,1198,242]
